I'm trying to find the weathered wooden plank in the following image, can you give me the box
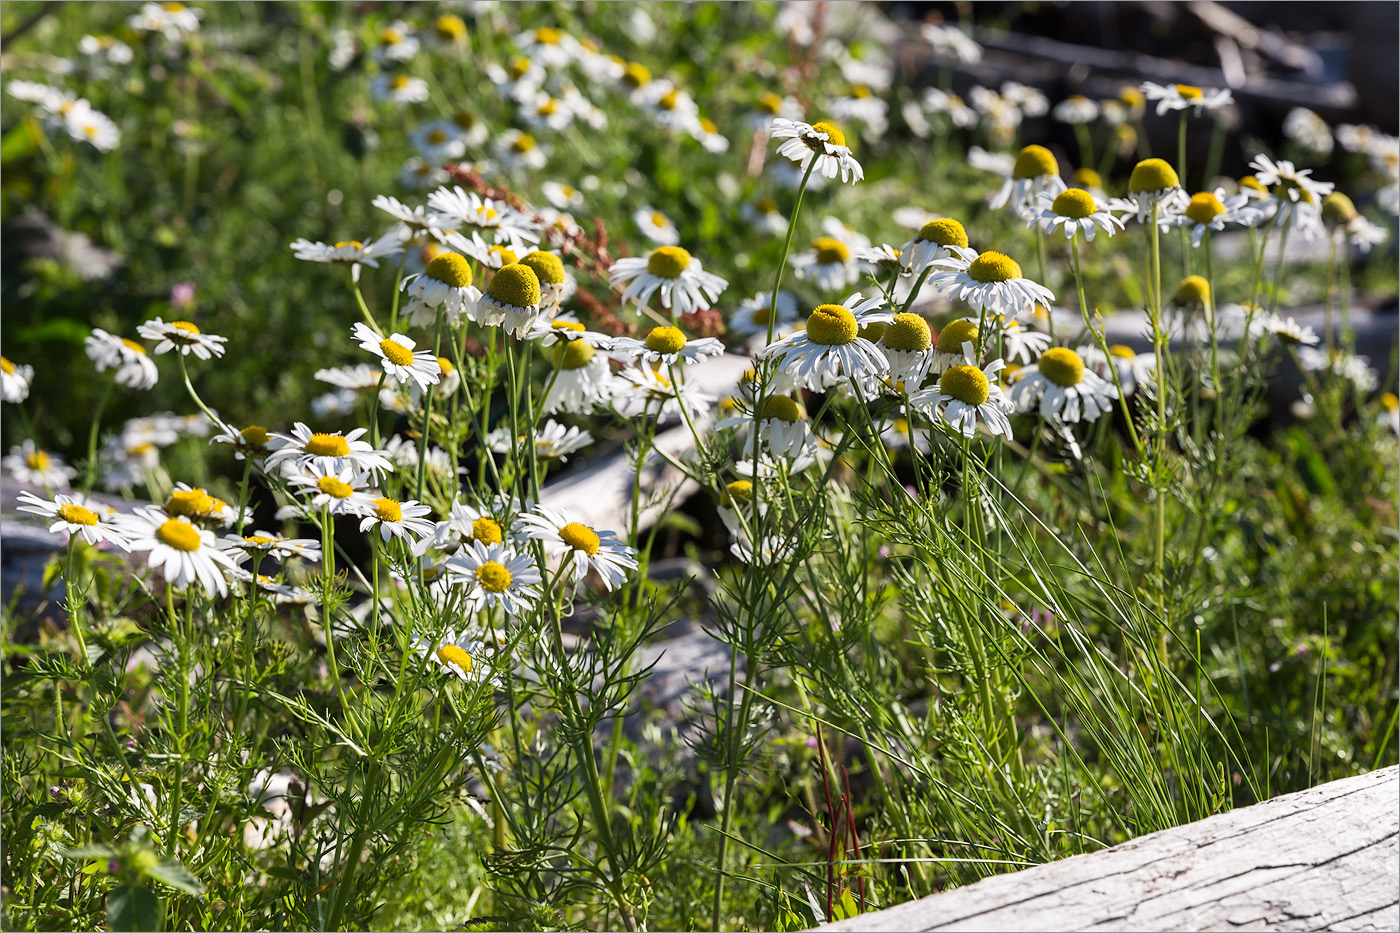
[817,766,1399,932]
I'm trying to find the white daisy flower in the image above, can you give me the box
[921,23,982,64]
[409,120,468,162]
[220,530,321,562]
[208,421,275,461]
[1249,154,1334,239]
[731,534,800,567]
[371,20,419,64]
[1344,215,1388,253]
[991,145,1067,214]
[266,423,394,477]
[85,329,157,389]
[1026,187,1125,241]
[128,2,201,41]
[1080,344,1157,396]
[1284,107,1333,158]
[290,235,402,282]
[753,395,814,459]
[1010,347,1116,423]
[728,291,800,342]
[399,253,481,326]
[487,55,546,103]
[1,356,33,403]
[542,340,612,415]
[928,249,1055,320]
[610,365,714,422]
[515,26,581,68]
[487,419,593,464]
[762,293,892,391]
[739,196,788,237]
[314,364,383,390]
[517,505,637,591]
[444,541,541,617]
[608,245,728,318]
[1172,188,1265,246]
[519,92,575,132]
[494,129,549,172]
[399,156,449,192]
[135,318,227,359]
[62,102,120,151]
[912,357,1014,438]
[750,91,804,130]
[693,117,730,153]
[516,250,575,311]
[524,315,611,349]
[790,236,861,292]
[634,208,680,246]
[1001,81,1049,117]
[163,483,247,528]
[351,323,440,393]
[285,461,376,516]
[542,181,585,210]
[1125,158,1189,223]
[610,325,724,367]
[412,629,489,683]
[1052,95,1099,124]
[359,494,435,544]
[4,441,76,488]
[1299,348,1378,392]
[1141,81,1232,115]
[647,82,702,134]
[1261,314,1321,347]
[225,568,315,605]
[122,506,238,597]
[475,262,543,336]
[874,313,936,392]
[427,186,541,249]
[17,490,130,549]
[371,73,430,105]
[1000,318,1054,364]
[451,230,522,273]
[923,88,978,128]
[879,416,933,454]
[899,217,971,275]
[769,118,864,184]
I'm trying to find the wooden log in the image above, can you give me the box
[816,765,1399,932]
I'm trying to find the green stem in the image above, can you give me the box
[1177,109,1188,189]
[1072,236,1142,454]
[326,758,381,930]
[82,381,114,495]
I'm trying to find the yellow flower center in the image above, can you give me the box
[852,84,872,99]
[453,110,478,130]
[1175,84,1203,100]
[437,357,455,375]
[1172,275,1211,307]
[170,320,200,336]
[761,395,805,423]
[334,240,363,251]
[937,319,979,353]
[884,313,932,352]
[966,251,1022,283]
[759,92,783,114]
[700,117,718,134]
[511,133,537,153]
[1184,191,1226,225]
[755,197,778,214]
[1128,158,1180,194]
[487,263,542,308]
[471,516,503,545]
[391,76,411,90]
[120,338,148,355]
[659,89,680,110]
[475,560,512,593]
[538,98,559,115]
[557,340,596,371]
[721,480,753,506]
[317,475,354,498]
[165,488,216,517]
[1013,144,1059,180]
[748,305,771,325]
[552,320,586,334]
[240,425,270,448]
[1119,86,1145,108]
[1322,192,1359,225]
[648,211,670,229]
[1238,175,1266,194]
[812,236,851,264]
[425,253,473,288]
[941,365,990,405]
[1051,188,1098,220]
[520,250,565,286]
[379,27,403,45]
[437,644,473,671]
[372,497,403,523]
[156,518,202,552]
[1382,392,1399,412]
[805,304,859,346]
[488,245,519,266]
[623,62,652,88]
[535,27,562,44]
[1075,168,1103,189]
[559,521,601,555]
[244,534,278,545]
[436,15,467,41]
[646,246,692,278]
[508,56,531,79]
[0,357,12,375]
[859,321,887,343]
[917,217,968,248]
[809,120,847,149]
[1037,347,1085,387]
[1109,345,1137,360]
[644,326,688,355]
[379,339,416,367]
[58,503,100,526]
[25,450,51,471]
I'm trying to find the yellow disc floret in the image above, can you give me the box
[1013,144,1059,180]
[1185,191,1226,225]
[1109,345,1138,360]
[883,313,932,352]
[166,488,216,518]
[121,338,148,355]
[372,497,403,523]
[966,251,1022,283]
[559,521,601,555]
[317,476,354,498]
[437,644,473,671]
[1172,275,1211,307]
[240,425,270,449]
[761,395,806,423]
[1322,192,1359,225]
[58,503,100,526]
[1175,84,1203,100]
[721,480,753,506]
[646,246,692,278]
[475,560,513,593]
[156,518,202,552]
[26,450,50,471]
[435,14,467,41]
[305,433,351,457]
[805,304,858,346]
[917,217,969,248]
[520,250,565,286]
[425,253,473,288]
[1037,347,1086,387]
[812,237,851,264]
[1051,188,1098,219]
[557,340,596,371]
[471,516,503,545]
[622,62,652,88]
[644,326,688,355]
[1129,158,1180,194]
[1238,175,1267,196]
[941,365,991,405]
[858,321,887,343]
[809,120,846,148]
[379,339,416,367]
[936,319,979,354]
[488,263,542,309]
[488,245,519,266]
[0,357,13,375]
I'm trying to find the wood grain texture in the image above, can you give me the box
[817,766,1398,932]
